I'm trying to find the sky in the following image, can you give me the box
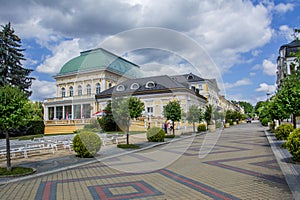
[0,0,299,105]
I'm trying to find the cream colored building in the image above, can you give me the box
[43,48,141,123]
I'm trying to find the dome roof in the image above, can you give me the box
[56,48,141,77]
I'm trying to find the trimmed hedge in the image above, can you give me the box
[73,131,102,158]
[286,128,300,161]
[197,124,206,132]
[275,124,294,140]
[147,127,165,142]
[260,118,269,126]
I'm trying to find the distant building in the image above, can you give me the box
[171,73,220,109]
[276,40,300,86]
[95,74,207,118]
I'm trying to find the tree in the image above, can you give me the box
[276,68,300,128]
[112,97,144,144]
[204,104,214,125]
[0,22,34,96]
[186,105,203,133]
[238,101,254,117]
[98,100,118,131]
[0,85,30,171]
[164,100,181,135]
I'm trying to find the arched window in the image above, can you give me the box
[78,85,82,96]
[130,83,139,90]
[69,86,74,97]
[145,81,155,88]
[108,83,112,88]
[61,87,66,98]
[116,84,125,91]
[96,83,101,94]
[87,84,91,95]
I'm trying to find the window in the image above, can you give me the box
[116,84,125,91]
[78,85,82,96]
[96,83,101,94]
[130,83,139,90]
[69,86,73,97]
[187,74,194,80]
[145,81,155,88]
[108,83,112,88]
[87,84,91,95]
[198,84,203,90]
[147,107,154,113]
[61,87,66,98]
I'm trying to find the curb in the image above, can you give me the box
[264,129,300,200]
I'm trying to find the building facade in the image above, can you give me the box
[276,40,300,86]
[43,48,141,123]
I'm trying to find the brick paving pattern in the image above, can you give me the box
[0,123,294,199]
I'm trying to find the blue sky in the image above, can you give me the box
[0,0,299,105]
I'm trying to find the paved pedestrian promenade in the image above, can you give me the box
[0,123,295,199]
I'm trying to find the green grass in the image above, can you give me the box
[0,166,34,176]
[11,134,44,140]
[117,144,140,149]
[106,131,145,135]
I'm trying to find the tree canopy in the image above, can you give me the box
[0,22,34,96]
[164,100,181,135]
[112,97,144,144]
[186,104,203,132]
[0,85,30,170]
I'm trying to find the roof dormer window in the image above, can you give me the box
[130,83,139,90]
[116,84,125,91]
[187,74,194,80]
[145,81,155,88]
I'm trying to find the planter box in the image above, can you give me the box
[224,123,230,128]
[208,124,216,132]
[233,122,237,126]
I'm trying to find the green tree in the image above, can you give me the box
[98,100,118,131]
[0,85,30,171]
[186,105,203,133]
[276,69,300,128]
[164,100,181,135]
[204,104,214,125]
[27,101,44,120]
[112,97,144,144]
[238,101,254,117]
[0,22,34,96]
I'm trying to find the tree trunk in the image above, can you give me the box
[193,122,195,133]
[5,129,11,171]
[126,118,130,144]
[292,114,297,129]
[172,121,175,135]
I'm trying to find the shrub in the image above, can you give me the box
[275,124,294,140]
[197,124,206,132]
[147,127,165,142]
[216,121,222,128]
[26,120,45,135]
[286,128,300,161]
[72,131,102,158]
[227,119,233,126]
[260,118,269,126]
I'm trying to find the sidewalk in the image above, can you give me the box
[265,129,300,200]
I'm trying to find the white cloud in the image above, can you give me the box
[249,72,256,77]
[262,59,277,76]
[274,3,294,13]
[279,25,297,41]
[224,78,252,89]
[256,83,276,93]
[36,39,82,74]
[30,78,56,101]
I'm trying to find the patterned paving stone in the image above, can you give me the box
[0,123,294,200]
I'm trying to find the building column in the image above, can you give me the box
[54,106,57,119]
[71,104,74,120]
[62,106,65,119]
[45,106,49,120]
[101,79,106,91]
